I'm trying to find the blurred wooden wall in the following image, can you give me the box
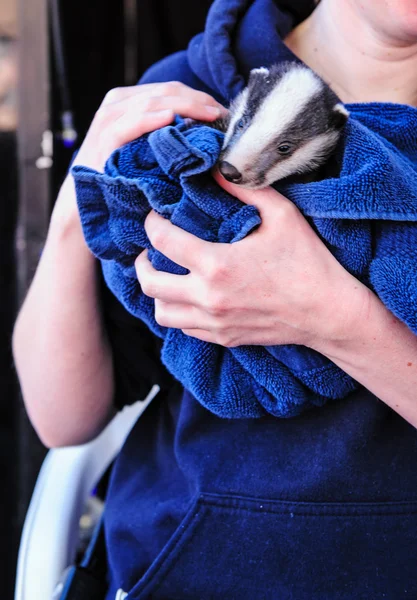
[0,2,18,595]
[0,0,17,36]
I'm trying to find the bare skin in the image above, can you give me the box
[285,0,417,106]
[12,83,225,446]
[13,0,417,446]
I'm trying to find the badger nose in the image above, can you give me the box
[219,161,242,183]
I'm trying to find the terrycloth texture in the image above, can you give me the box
[97,2,417,598]
[73,101,417,419]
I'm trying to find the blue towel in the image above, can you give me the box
[72,102,417,419]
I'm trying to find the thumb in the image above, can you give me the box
[212,168,289,214]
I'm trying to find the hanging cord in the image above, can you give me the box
[124,0,138,85]
[49,0,78,148]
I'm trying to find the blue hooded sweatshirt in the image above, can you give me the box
[102,1,417,599]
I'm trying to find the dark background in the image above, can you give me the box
[1,0,212,594]
[52,0,214,196]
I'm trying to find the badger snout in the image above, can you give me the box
[218,161,242,184]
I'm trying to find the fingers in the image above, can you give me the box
[74,81,226,171]
[138,94,223,120]
[144,211,224,273]
[98,83,226,135]
[154,300,212,330]
[181,328,214,342]
[110,93,223,143]
[212,169,290,213]
[101,82,225,113]
[180,328,240,347]
[135,250,197,304]
[96,107,175,168]
[75,109,176,171]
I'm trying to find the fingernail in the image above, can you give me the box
[205,106,221,116]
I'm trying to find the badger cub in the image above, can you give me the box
[215,62,349,189]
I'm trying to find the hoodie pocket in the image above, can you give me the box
[128,493,417,600]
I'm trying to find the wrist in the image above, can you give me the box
[311,279,378,361]
[42,177,98,274]
[50,176,87,242]
[309,283,417,424]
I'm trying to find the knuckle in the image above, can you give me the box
[210,316,226,333]
[94,104,114,126]
[215,332,234,348]
[134,254,143,273]
[205,291,229,317]
[204,256,229,284]
[141,280,157,298]
[159,84,172,97]
[168,80,182,91]
[103,87,124,105]
[154,304,167,325]
[142,96,160,112]
[94,104,111,125]
[149,226,166,251]
[161,81,180,96]
[181,98,195,112]
[277,199,297,221]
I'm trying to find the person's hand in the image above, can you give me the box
[135,171,371,350]
[53,82,226,226]
[72,82,226,172]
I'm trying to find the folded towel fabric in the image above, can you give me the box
[72,102,417,419]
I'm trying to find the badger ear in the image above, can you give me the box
[332,103,349,129]
[249,66,270,83]
[250,67,270,76]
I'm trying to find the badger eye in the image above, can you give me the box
[278,143,292,154]
[236,118,245,130]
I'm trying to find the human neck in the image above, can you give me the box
[285,0,417,106]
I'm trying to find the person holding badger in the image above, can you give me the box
[13,0,417,598]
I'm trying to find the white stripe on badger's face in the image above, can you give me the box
[222,88,248,149]
[223,67,323,172]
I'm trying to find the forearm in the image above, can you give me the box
[13,177,115,447]
[314,287,417,427]
[12,84,226,446]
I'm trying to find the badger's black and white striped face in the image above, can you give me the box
[218,63,349,189]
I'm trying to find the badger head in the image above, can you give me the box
[218,63,349,189]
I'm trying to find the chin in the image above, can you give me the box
[392,13,417,39]
[349,0,417,42]
[376,1,417,41]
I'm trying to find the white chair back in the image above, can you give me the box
[15,385,159,600]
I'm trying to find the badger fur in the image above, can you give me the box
[215,62,349,189]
